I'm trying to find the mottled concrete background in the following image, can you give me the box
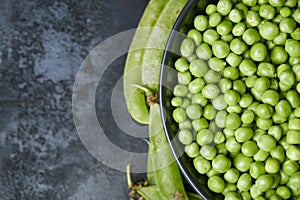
[0,0,148,199]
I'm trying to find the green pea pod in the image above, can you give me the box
[149,104,189,200]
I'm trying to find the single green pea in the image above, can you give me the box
[246,10,261,27]
[206,4,217,15]
[230,38,247,55]
[194,15,208,31]
[202,84,220,99]
[239,59,256,77]
[291,27,300,40]
[173,107,186,123]
[245,75,257,88]
[269,0,285,7]
[232,22,246,37]
[223,67,239,80]
[207,168,220,178]
[192,118,209,132]
[287,171,300,196]
[271,46,288,64]
[173,84,189,97]
[277,63,291,76]
[229,8,243,23]
[175,58,189,72]
[203,29,219,46]
[242,28,260,46]
[208,176,225,193]
[235,127,254,143]
[248,101,259,112]
[185,142,200,158]
[217,0,232,16]
[216,20,233,36]
[186,104,202,120]
[253,129,267,142]
[196,43,212,60]
[285,39,300,57]
[254,149,269,162]
[224,168,240,184]
[177,71,192,85]
[226,136,241,153]
[216,143,228,155]
[256,104,273,119]
[288,118,300,131]
[251,88,263,101]
[273,13,284,24]
[203,104,216,120]
[239,94,253,108]
[292,64,300,81]
[256,174,274,192]
[280,7,291,17]
[219,78,232,93]
[259,4,276,19]
[257,135,276,152]
[187,29,202,46]
[186,54,197,63]
[273,32,287,45]
[241,110,255,124]
[257,62,275,78]
[171,96,182,107]
[237,173,252,192]
[212,95,227,111]
[181,98,190,109]
[242,141,258,157]
[224,191,240,199]
[259,21,279,40]
[212,40,230,59]
[250,43,267,62]
[227,105,242,114]
[268,126,282,142]
[178,129,193,145]
[233,80,246,94]
[265,157,280,174]
[212,154,231,173]
[188,78,205,94]
[276,186,292,200]
[204,70,221,84]
[178,119,192,130]
[215,110,227,128]
[270,145,285,163]
[256,118,273,131]
[235,2,248,16]
[208,57,226,72]
[242,0,258,6]
[254,77,270,92]
[280,170,290,185]
[193,156,211,174]
[209,12,222,27]
[189,59,208,77]
[293,8,300,24]
[275,100,292,118]
[286,90,300,108]
[196,129,214,146]
[191,93,208,107]
[270,78,279,91]
[284,0,297,7]
[226,53,242,68]
[280,18,296,33]
[250,162,266,179]
[283,160,299,176]
[233,153,253,172]
[225,90,240,106]
[221,34,234,42]
[180,38,194,57]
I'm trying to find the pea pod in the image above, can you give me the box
[149,103,188,200]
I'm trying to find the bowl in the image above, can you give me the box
[159,0,221,199]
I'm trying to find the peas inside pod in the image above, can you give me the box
[172,0,300,199]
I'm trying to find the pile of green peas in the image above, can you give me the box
[171,0,300,199]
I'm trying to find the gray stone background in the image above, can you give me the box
[0,0,149,199]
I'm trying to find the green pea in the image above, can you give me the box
[221,34,234,43]
[273,32,287,45]
[253,129,266,142]
[271,46,288,65]
[224,168,240,184]
[215,110,227,128]
[212,154,231,173]
[175,58,189,72]
[270,145,285,163]
[276,186,292,200]
[235,127,254,143]
[256,104,273,119]
[283,160,299,176]
[268,126,282,142]
[241,110,255,124]
[293,64,300,81]
[256,174,274,192]
[246,10,261,27]
[242,28,260,45]
[192,118,209,132]
[277,63,291,76]
[270,78,279,91]
[212,40,230,58]
[186,104,202,120]
[256,118,273,131]
[239,94,253,108]
[173,107,186,123]
[191,93,208,107]
[206,4,217,15]
[219,78,232,93]
[275,100,292,118]
[239,59,256,77]
[177,71,192,85]
[203,29,219,45]
[227,105,242,114]
[189,59,208,77]
[171,96,182,107]
[250,43,267,62]
[173,84,189,97]
[224,191,240,199]
[242,0,257,6]
[188,78,205,94]
[208,58,225,72]
[259,4,276,19]
[186,54,197,63]
[217,0,232,16]
[242,141,258,157]
[285,39,300,57]
[288,118,300,131]
[217,20,233,36]
[287,171,300,196]
[235,2,248,16]
[209,12,222,27]
[194,15,208,31]
[280,18,296,34]
[257,62,275,78]
[178,129,193,145]
[251,88,263,101]
[233,153,253,172]
[207,168,220,178]
[293,8,300,24]
[185,142,200,158]
[196,43,212,60]
[229,8,243,23]
[284,0,297,7]
[269,0,285,7]
[259,21,279,40]
[187,29,202,46]
[254,77,270,92]
[291,27,300,40]
[233,80,246,94]
[237,173,252,192]
[286,90,300,108]
[208,176,225,193]
[257,135,276,152]
[245,75,257,88]
[225,90,240,106]
[280,170,290,185]
[226,53,242,68]
[250,162,266,179]
[180,38,194,57]
[265,157,280,174]
[202,84,220,99]
[216,143,228,155]
[226,136,241,153]
[193,156,211,174]
[204,70,221,84]
[203,104,216,120]
[196,129,214,146]
[254,149,269,162]
[212,95,227,110]
[223,67,239,80]
[179,119,192,130]
[230,38,247,55]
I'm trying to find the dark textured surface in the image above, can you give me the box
[0,0,148,199]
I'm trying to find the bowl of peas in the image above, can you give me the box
[159,0,300,199]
